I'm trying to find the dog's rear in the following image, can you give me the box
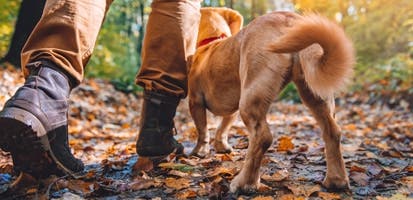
[268,14,355,99]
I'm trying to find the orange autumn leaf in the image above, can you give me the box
[252,196,274,200]
[318,191,341,200]
[343,124,357,131]
[175,189,197,199]
[207,167,237,178]
[350,165,366,173]
[277,136,294,152]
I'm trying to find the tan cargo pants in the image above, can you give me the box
[21,0,201,98]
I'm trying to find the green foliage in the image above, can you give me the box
[86,0,145,91]
[0,0,20,56]
[278,83,301,103]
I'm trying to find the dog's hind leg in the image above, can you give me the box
[230,62,286,193]
[214,113,237,153]
[294,78,350,190]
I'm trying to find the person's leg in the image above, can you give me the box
[0,0,113,177]
[135,0,201,157]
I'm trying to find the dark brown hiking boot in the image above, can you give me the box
[136,91,184,157]
[0,60,84,178]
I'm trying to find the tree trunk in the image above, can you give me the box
[0,0,46,68]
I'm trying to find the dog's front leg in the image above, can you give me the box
[214,113,236,153]
[189,96,210,158]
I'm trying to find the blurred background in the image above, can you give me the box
[0,0,412,99]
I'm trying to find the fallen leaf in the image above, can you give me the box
[207,167,237,178]
[279,194,305,200]
[252,196,274,200]
[65,179,98,197]
[318,191,341,200]
[208,176,230,199]
[277,136,295,152]
[367,163,384,177]
[216,153,234,161]
[169,170,189,178]
[350,165,366,173]
[258,183,272,192]
[132,157,154,172]
[350,171,370,186]
[179,157,200,166]
[165,178,191,190]
[261,169,289,182]
[175,189,197,199]
[128,178,160,191]
[286,183,321,197]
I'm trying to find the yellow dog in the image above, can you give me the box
[187,7,355,193]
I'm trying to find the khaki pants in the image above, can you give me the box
[21,0,201,98]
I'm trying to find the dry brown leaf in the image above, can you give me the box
[277,136,294,152]
[128,178,160,191]
[318,191,341,200]
[279,194,306,200]
[165,177,191,190]
[215,153,234,161]
[133,157,154,172]
[207,167,237,178]
[258,183,272,192]
[65,179,98,196]
[175,189,197,199]
[286,183,321,197]
[350,165,366,173]
[169,169,189,178]
[406,166,413,172]
[350,171,369,186]
[179,157,200,166]
[252,196,274,200]
[261,169,289,182]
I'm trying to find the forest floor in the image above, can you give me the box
[0,65,412,200]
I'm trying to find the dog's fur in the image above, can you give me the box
[187,7,355,193]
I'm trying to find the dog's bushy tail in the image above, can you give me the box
[268,14,355,99]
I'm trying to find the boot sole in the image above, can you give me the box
[0,107,78,178]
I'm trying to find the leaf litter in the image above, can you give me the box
[0,66,412,199]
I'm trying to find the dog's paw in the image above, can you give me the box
[230,174,260,193]
[322,175,350,190]
[214,141,233,154]
[190,143,210,158]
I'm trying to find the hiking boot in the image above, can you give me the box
[0,60,84,178]
[136,91,184,157]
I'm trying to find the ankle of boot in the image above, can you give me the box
[144,91,180,106]
[27,59,79,89]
